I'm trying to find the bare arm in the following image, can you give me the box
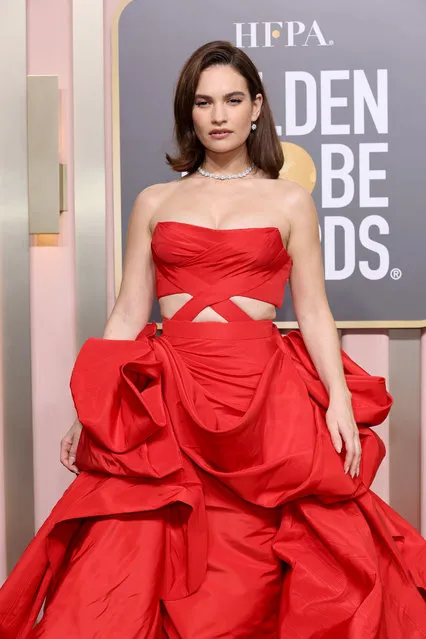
[286,184,347,400]
[103,186,159,340]
[285,183,361,478]
[60,185,161,474]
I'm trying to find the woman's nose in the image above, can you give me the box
[211,105,227,124]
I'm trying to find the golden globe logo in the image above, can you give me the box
[234,21,333,48]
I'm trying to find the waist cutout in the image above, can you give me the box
[161,318,274,340]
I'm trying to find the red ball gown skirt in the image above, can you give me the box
[0,319,425,638]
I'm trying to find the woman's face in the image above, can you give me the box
[192,65,262,154]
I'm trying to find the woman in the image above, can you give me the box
[0,40,425,638]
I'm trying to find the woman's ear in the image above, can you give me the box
[252,93,263,120]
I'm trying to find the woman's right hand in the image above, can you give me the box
[60,418,83,475]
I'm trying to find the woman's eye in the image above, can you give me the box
[195,99,242,107]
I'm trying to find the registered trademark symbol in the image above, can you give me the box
[328,40,334,46]
[390,268,402,280]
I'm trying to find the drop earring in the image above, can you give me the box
[251,122,257,131]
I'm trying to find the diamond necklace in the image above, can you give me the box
[197,164,255,180]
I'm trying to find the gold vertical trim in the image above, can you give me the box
[111,0,136,298]
[73,0,107,345]
[0,0,35,572]
[60,163,68,212]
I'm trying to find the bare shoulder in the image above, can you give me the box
[273,178,313,207]
[272,179,318,226]
[131,180,180,228]
[133,181,177,211]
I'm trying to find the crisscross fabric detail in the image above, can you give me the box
[151,221,293,323]
[156,266,259,321]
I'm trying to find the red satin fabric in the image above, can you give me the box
[0,223,425,638]
[152,221,292,321]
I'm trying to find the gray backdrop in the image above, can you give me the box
[117,0,426,324]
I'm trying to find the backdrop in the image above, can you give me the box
[115,0,426,325]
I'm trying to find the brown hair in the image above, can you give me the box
[165,40,284,179]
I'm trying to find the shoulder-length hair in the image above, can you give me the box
[165,40,284,179]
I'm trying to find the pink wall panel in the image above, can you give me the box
[421,330,426,536]
[27,0,76,530]
[341,331,390,503]
[0,315,6,581]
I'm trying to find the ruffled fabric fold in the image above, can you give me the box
[71,329,182,479]
[0,322,425,638]
[0,326,207,639]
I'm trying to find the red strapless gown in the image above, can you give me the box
[1,221,426,638]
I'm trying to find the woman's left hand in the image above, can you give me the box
[325,394,361,478]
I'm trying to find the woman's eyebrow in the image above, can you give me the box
[194,91,246,100]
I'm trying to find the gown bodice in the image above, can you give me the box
[151,220,293,321]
